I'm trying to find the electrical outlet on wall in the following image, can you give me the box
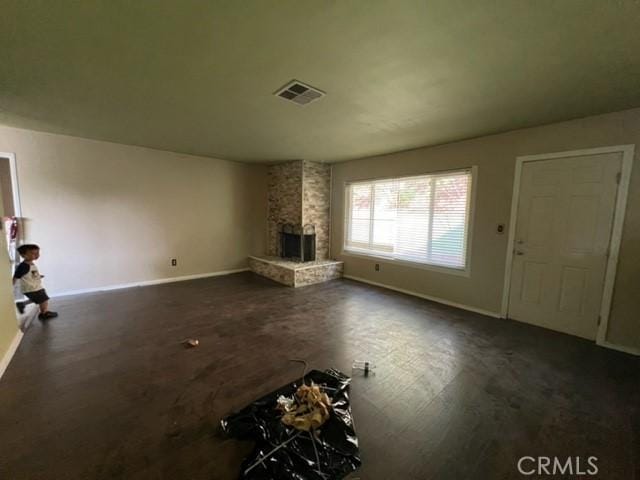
[171,258,177,266]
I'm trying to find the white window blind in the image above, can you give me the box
[345,169,472,270]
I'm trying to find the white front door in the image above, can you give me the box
[507,153,621,339]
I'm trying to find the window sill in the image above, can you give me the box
[340,249,471,277]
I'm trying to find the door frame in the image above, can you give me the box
[0,152,22,217]
[500,145,635,347]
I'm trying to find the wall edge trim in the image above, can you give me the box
[0,330,24,381]
[599,341,640,357]
[343,274,501,318]
[50,268,250,298]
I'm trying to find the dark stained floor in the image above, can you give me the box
[0,272,639,479]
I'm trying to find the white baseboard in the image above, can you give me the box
[0,330,24,381]
[343,274,501,318]
[51,268,250,298]
[599,341,640,356]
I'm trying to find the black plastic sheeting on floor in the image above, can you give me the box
[221,369,361,480]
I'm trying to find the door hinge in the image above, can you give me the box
[616,172,622,184]
[597,315,601,326]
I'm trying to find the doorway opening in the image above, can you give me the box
[0,153,22,271]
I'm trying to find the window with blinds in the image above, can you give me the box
[344,169,473,270]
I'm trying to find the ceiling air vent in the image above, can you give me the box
[274,80,325,106]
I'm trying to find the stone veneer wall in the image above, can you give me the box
[267,161,302,256]
[302,161,331,260]
[248,257,295,286]
[267,160,332,259]
[295,262,343,287]
[249,256,343,287]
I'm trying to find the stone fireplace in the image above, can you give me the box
[249,160,343,287]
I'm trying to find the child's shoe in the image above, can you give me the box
[38,311,58,320]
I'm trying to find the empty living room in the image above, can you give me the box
[1,2,640,479]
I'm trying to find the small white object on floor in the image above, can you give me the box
[18,303,39,332]
[181,338,199,348]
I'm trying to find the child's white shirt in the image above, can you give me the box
[14,262,43,293]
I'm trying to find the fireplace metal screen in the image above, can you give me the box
[279,224,316,262]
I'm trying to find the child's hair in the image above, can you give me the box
[17,244,40,256]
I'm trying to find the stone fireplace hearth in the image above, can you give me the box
[249,160,343,287]
[248,256,343,287]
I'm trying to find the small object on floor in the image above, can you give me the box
[182,338,199,348]
[352,360,375,377]
[18,303,39,332]
[221,368,361,479]
[16,302,26,314]
[38,311,58,321]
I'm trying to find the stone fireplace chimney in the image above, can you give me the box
[267,160,330,261]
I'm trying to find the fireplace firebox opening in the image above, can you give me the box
[279,224,316,262]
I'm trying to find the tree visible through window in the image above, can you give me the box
[344,169,472,270]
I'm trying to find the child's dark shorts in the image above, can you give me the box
[24,289,50,305]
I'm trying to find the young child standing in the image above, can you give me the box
[13,244,58,320]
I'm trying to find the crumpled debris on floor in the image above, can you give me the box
[221,368,361,480]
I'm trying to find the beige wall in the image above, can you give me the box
[0,126,267,294]
[331,108,640,351]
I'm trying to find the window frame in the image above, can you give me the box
[342,166,477,277]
